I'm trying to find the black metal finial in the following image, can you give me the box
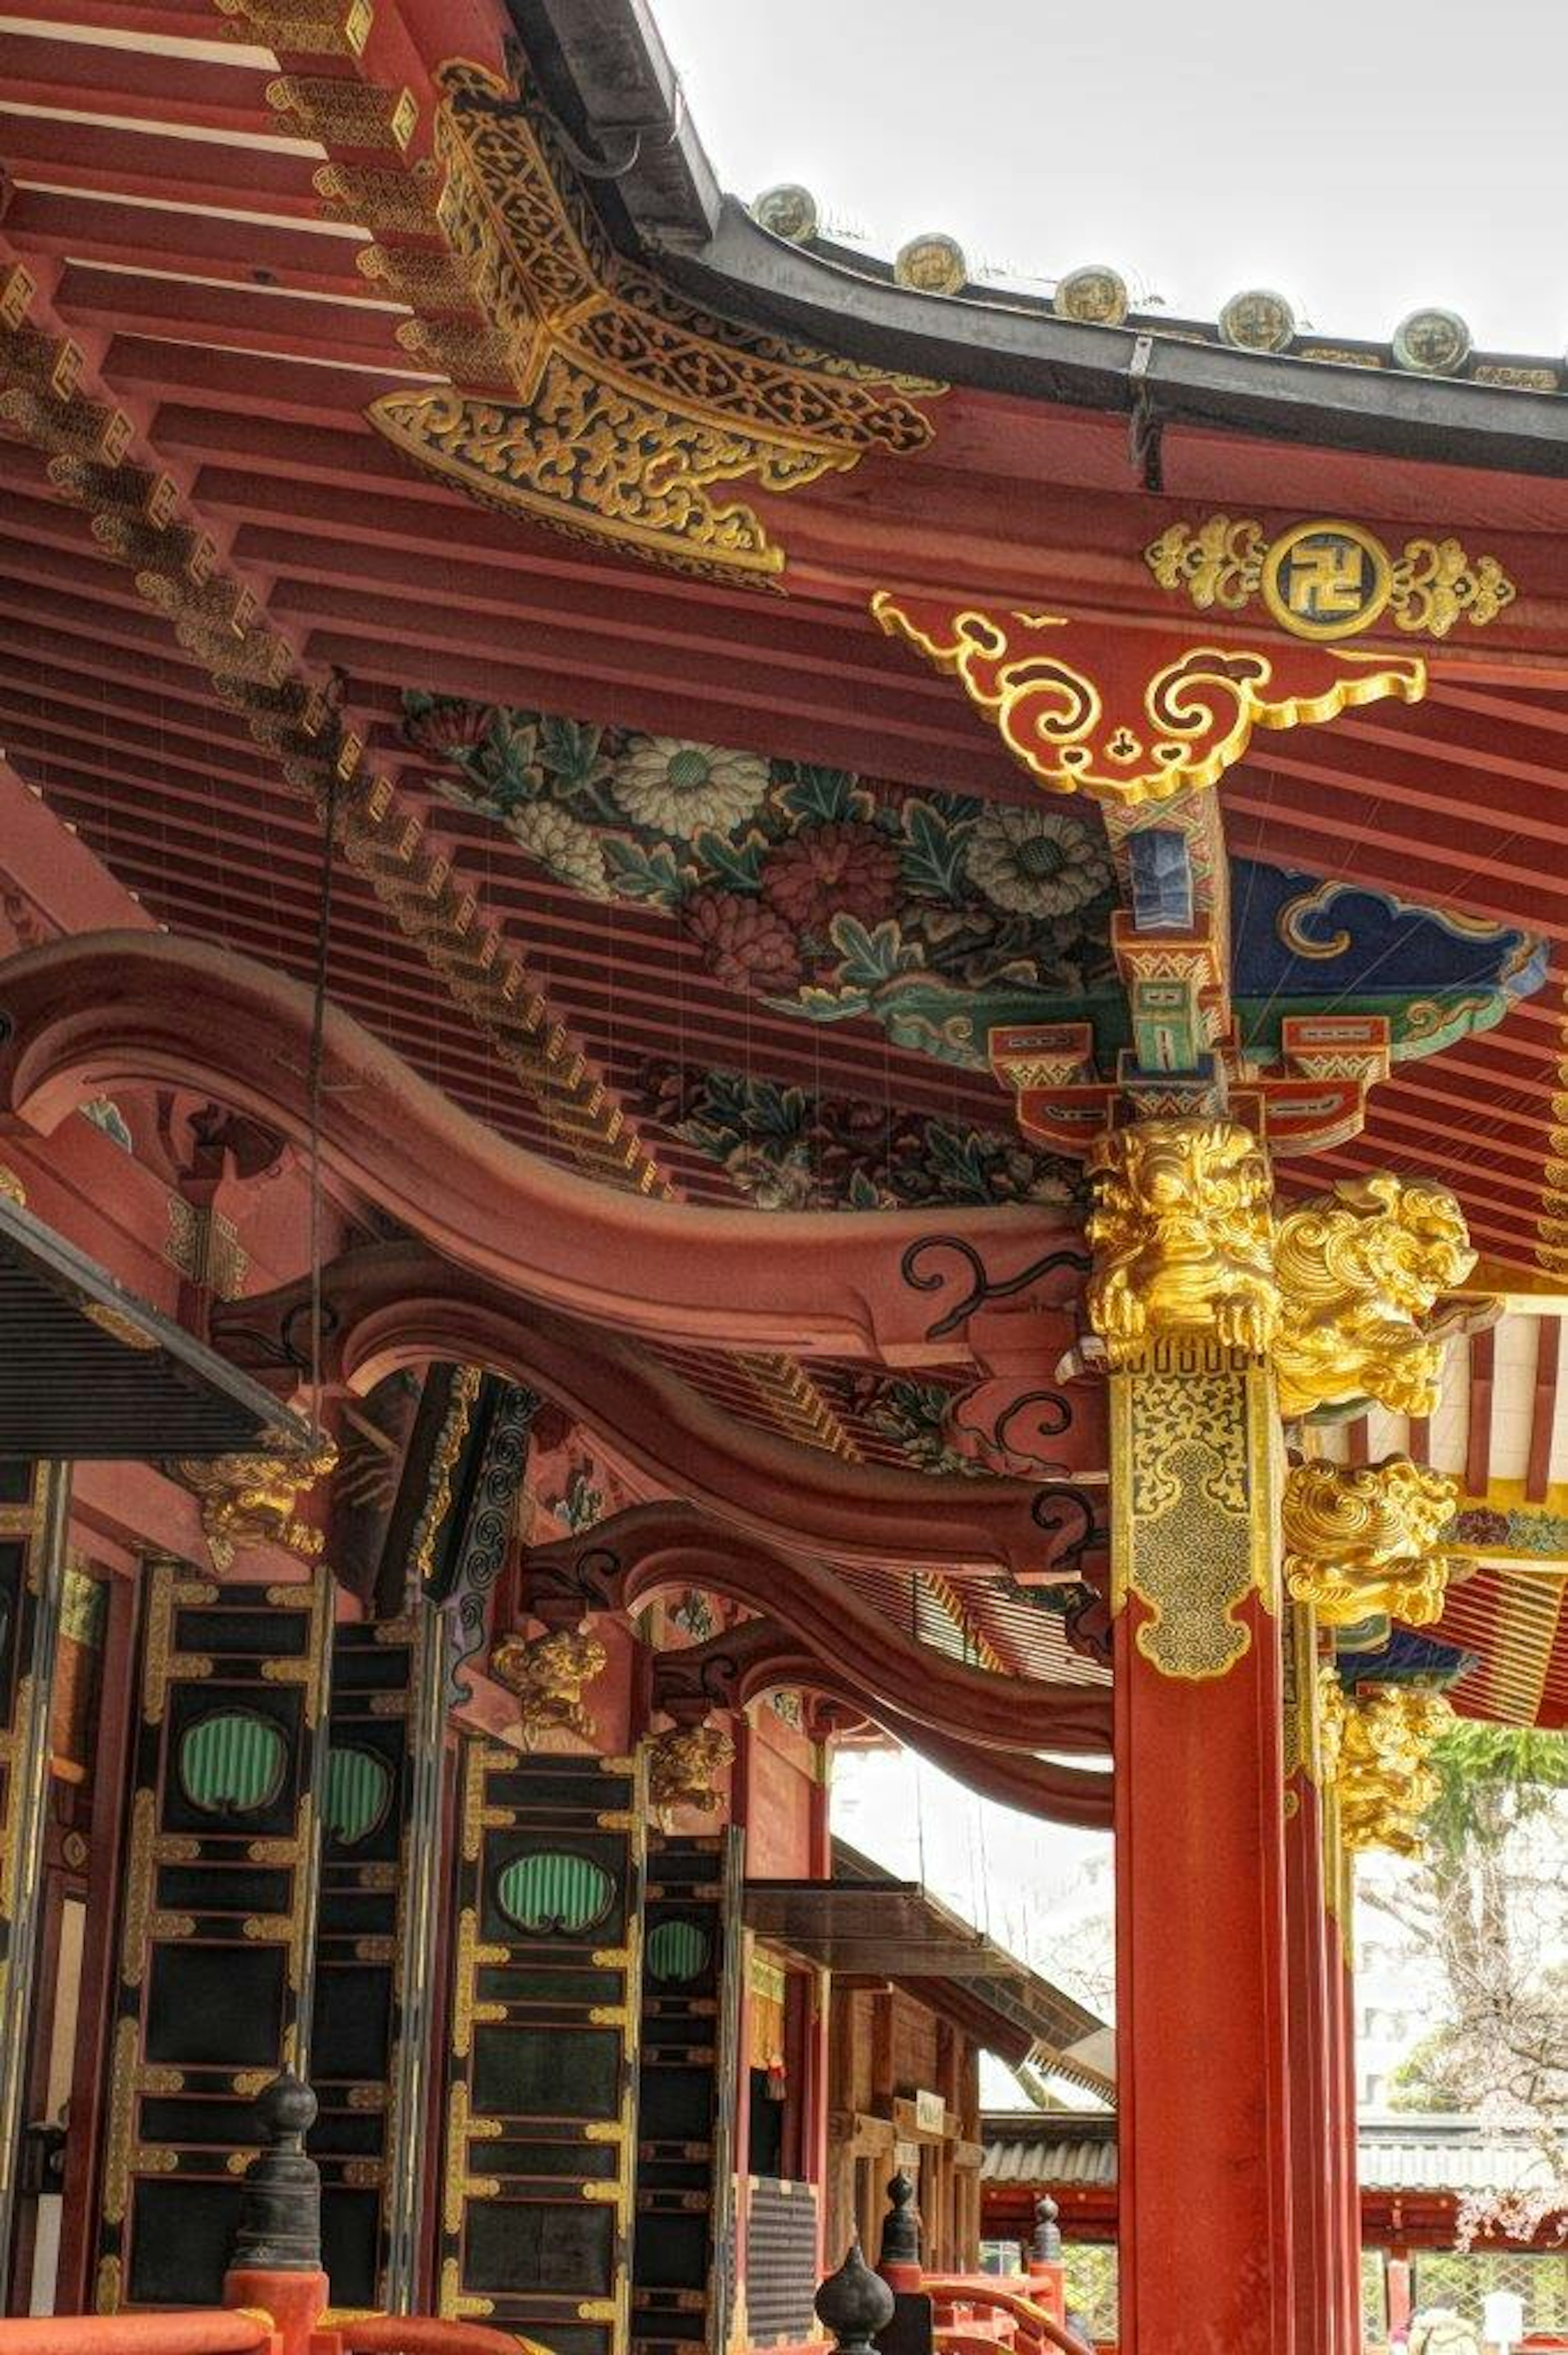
[229,2071,322,2273]
[879,2170,921,2268]
[1031,2193,1062,2264]
[815,2240,895,2355]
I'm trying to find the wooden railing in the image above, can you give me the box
[0,2321,269,2353]
[0,2316,541,2355]
[926,2274,1097,2355]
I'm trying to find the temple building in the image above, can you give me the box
[0,1,1564,2351]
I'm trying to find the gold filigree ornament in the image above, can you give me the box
[1086,1118,1280,1364]
[164,1443,337,1572]
[491,1625,607,1748]
[646,1721,735,1824]
[1145,513,1517,644]
[1282,1457,1459,1628]
[1109,1338,1278,1679]
[1272,1174,1477,1419]
[871,592,1424,808]
[1319,1673,1450,1855]
[366,60,940,580]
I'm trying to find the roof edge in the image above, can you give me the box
[509,0,1568,480]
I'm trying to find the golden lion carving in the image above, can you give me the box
[1273,1174,1475,1418]
[647,1721,735,1821]
[492,1626,607,1747]
[1320,1674,1450,1856]
[1283,1456,1457,1628]
[1086,1117,1278,1362]
[167,1444,336,1572]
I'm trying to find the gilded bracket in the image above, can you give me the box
[366,60,940,579]
[1319,1673,1451,1854]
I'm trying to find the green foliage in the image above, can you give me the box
[1422,1724,1568,1858]
[898,798,968,903]
[691,826,767,894]
[827,914,922,989]
[599,836,688,906]
[777,763,865,827]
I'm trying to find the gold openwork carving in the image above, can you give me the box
[646,1722,735,1822]
[1146,514,1517,643]
[872,591,1424,806]
[367,60,939,579]
[492,1626,607,1748]
[1087,1119,1279,1363]
[1319,1674,1450,1855]
[1273,1175,1477,1418]
[1282,1457,1457,1627]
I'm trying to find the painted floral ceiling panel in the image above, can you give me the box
[404,692,1119,1070]
[401,690,1548,1216]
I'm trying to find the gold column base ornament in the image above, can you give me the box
[163,1443,337,1572]
[645,1722,735,1824]
[1319,1673,1450,1855]
[1282,1457,1458,1628]
[1273,1174,1477,1417]
[491,1626,607,1748]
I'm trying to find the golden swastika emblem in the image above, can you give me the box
[1261,522,1391,642]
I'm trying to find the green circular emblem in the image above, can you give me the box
[322,1743,393,1848]
[646,1918,711,1984]
[495,1850,615,1936]
[179,1709,288,1817]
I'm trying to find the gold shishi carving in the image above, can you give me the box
[491,1626,607,1748]
[1087,1119,1280,1364]
[646,1722,735,1823]
[1319,1673,1451,1855]
[165,1444,337,1572]
[1282,1457,1459,1628]
[366,59,940,580]
[1146,514,1518,644]
[1273,1174,1477,1418]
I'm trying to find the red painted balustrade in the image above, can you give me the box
[925,2275,1096,2355]
[0,2308,535,2355]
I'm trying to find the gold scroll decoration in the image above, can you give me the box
[871,592,1425,807]
[1282,1457,1458,1628]
[367,60,940,580]
[1145,514,1517,644]
[1110,1338,1278,1679]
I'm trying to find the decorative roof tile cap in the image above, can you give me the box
[1392,308,1473,376]
[1218,288,1298,352]
[752,183,820,244]
[1053,264,1129,327]
[895,232,968,296]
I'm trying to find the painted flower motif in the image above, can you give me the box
[759,822,902,936]
[507,801,612,900]
[724,1143,820,1211]
[612,736,771,839]
[963,805,1112,918]
[680,889,805,995]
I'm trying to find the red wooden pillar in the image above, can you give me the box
[1111,1345,1296,2355]
[1282,1658,1355,2355]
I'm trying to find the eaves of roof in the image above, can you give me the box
[508,0,1568,480]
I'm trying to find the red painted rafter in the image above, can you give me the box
[1526,1319,1560,1504]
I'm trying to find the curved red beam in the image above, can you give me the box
[0,931,1088,1370]
[646,1618,1112,1829]
[215,1245,1100,1577]
[528,1503,1111,1755]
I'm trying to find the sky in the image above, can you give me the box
[650,0,1568,352]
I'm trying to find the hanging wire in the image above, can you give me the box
[305,765,341,1433]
